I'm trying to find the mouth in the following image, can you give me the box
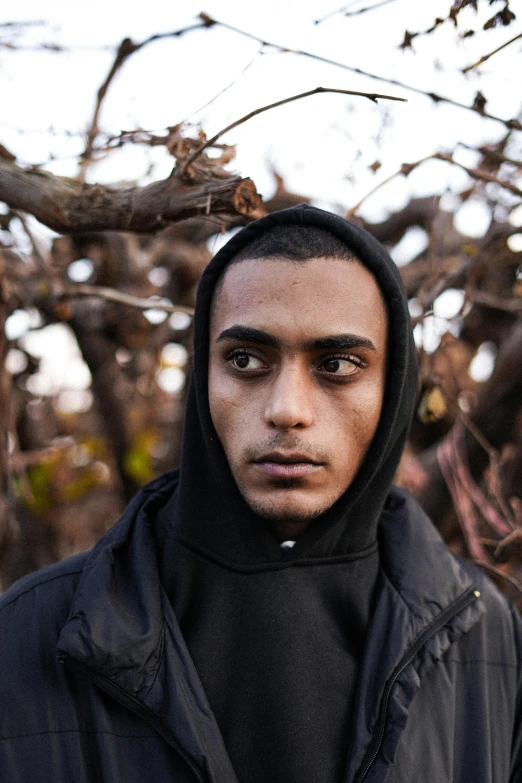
[252,452,324,480]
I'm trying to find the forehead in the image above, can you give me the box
[210,256,387,342]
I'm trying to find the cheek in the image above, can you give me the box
[333,385,384,458]
[208,369,254,457]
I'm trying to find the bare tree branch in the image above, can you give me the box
[182,47,265,123]
[0,157,264,233]
[433,151,522,199]
[180,85,407,173]
[314,0,398,24]
[200,12,522,133]
[63,284,194,316]
[346,157,430,217]
[0,21,45,29]
[463,31,522,73]
[13,211,52,275]
[468,289,522,313]
[347,151,522,219]
[78,19,213,177]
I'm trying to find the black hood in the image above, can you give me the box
[161,203,418,566]
[155,204,419,783]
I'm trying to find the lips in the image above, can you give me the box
[252,452,324,479]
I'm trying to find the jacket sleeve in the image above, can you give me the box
[509,603,522,782]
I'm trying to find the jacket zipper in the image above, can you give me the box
[58,656,206,783]
[354,586,481,783]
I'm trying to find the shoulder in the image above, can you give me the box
[382,486,521,647]
[0,552,87,623]
[0,554,88,698]
[455,555,522,666]
[0,554,94,741]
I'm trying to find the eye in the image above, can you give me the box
[319,355,362,376]
[230,350,266,371]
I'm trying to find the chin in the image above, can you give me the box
[243,491,335,524]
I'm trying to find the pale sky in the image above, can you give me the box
[2,0,520,224]
[1,1,520,393]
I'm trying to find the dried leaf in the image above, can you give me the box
[449,0,478,24]
[418,386,447,423]
[472,91,487,114]
[484,6,516,29]
[400,161,419,176]
[399,30,416,50]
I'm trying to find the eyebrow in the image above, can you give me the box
[216,325,376,352]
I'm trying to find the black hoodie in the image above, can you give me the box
[155,204,419,783]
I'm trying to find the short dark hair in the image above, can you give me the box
[211,224,359,314]
[230,224,357,265]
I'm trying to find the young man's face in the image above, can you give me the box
[208,256,388,541]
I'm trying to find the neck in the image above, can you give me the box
[268,516,317,543]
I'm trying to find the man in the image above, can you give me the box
[0,204,521,782]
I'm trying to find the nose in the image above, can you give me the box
[264,363,314,430]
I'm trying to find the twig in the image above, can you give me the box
[182,47,265,122]
[472,560,522,593]
[314,0,397,23]
[90,129,234,159]
[456,141,522,170]
[494,527,522,557]
[343,0,397,16]
[453,406,500,468]
[78,20,212,179]
[347,152,522,219]
[12,211,51,274]
[467,289,522,313]
[433,152,522,199]
[199,13,522,133]
[346,157,430,217]
[63,284,194,316]
[463,32,522,73]
[447,402,516,532]
[179,86,406,174]
[0,41,111,53]
[0,21,45,29]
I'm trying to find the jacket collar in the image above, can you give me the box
[57,477,483,783]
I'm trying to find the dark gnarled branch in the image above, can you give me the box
[0,158,264,233]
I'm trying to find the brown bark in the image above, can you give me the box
[0,159,264,234]
[69,317,138,503]
[363,196,440,246]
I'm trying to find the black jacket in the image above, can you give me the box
[1,473,521,783]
